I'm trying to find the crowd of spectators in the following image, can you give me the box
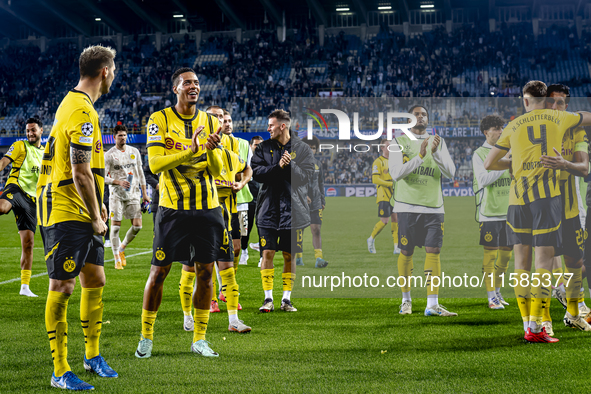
[2,21,590,135]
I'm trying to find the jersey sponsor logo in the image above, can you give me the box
[148,135,162,142]
[130,154,136,160]
[484,232,493,242]
[148,124,159,135]
[113,163,135,170]
[95,140,102,153]
[490,178,511,188]
[6,146,14,156]
[31,165,40,174]
[81,122,94,136]
[5,193,13,199]
[79,136,92,144]
[215,179,233,187]
[63,259,76,273]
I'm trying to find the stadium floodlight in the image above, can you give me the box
[336,7,350,11]
[420,4,435,8]
[173,14,184,18]
[95,18,101,21]
[378,6,392,10]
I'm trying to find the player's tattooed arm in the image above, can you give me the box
[71,146,92,164]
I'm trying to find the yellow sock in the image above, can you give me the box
[141,309,157,340]
[514,269,531,327]
[483,249,498,292]
[282,272,295,292]
[21,269,32,285]
[370,221,386,238]
[234,254,240,275]
[391,222,398,244]
[295,252,303,259]
[211,270,218,302]
[261,268,274,291]
[80,287,103,360]
[530,268,551,327]
[314,249,323,259]
[193,309,210,342]
[46,291,71,377]
[179,270,195,316]
[565,266,582,316]
[495,250,512,289]
[220,268,239,315]
[424,253,441,296]
[397,254,413,293]
[552,266,563,283]
[542,296,552,322]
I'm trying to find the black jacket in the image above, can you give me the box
[251,134,314,231]
[144,167,159,212]
[308,156,325,211]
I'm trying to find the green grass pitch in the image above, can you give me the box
[0,196,590,393]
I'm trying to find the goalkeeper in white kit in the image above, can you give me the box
[105,124,150,269]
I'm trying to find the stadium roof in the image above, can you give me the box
[0,0,588,39]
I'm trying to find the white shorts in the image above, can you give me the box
[110,197,141,222]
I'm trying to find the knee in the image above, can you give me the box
[149,266,170,285]
[132,226,142,232]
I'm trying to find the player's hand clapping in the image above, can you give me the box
[431,135,441,153]
[279,151,291,168]
[419,138,429,158]
[205,126,222,150]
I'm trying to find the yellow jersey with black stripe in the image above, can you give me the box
[146,107,220,210]
[36,90,105,226]
[372,156,393,204]
[217,148,246,228]
[560,126,588,219]
[221,133,240,156]
[496,109,583,206]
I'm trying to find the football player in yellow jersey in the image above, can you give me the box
[367,139,399,254]
[136,67,225,359]
[540,84,591,333]
[0,117,44,297]
[485,80,591,343]
[36,45,117,391]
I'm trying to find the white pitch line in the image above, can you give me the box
[0,250,152,286]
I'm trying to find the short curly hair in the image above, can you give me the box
[479,115,505,133]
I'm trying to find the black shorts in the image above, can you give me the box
[479,221,510,248]
[231,212,240,240]
[397,212,444,251]
[40,221,104,280]
[310,209,323,225]
[378,201,393,218]
[506,196,562,247]
[152,206,225,266]
[0,184,37,233]
[555,216,585,260]
[259,227,303,254]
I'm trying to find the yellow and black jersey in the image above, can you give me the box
[372,156,393,204]
[221,133,240,156]
[37,90,104,227]
[496,109,582,206]
[4,140,44,198]
[216,147,246,217]
[146,106,221,211]
[560,126,588,219]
